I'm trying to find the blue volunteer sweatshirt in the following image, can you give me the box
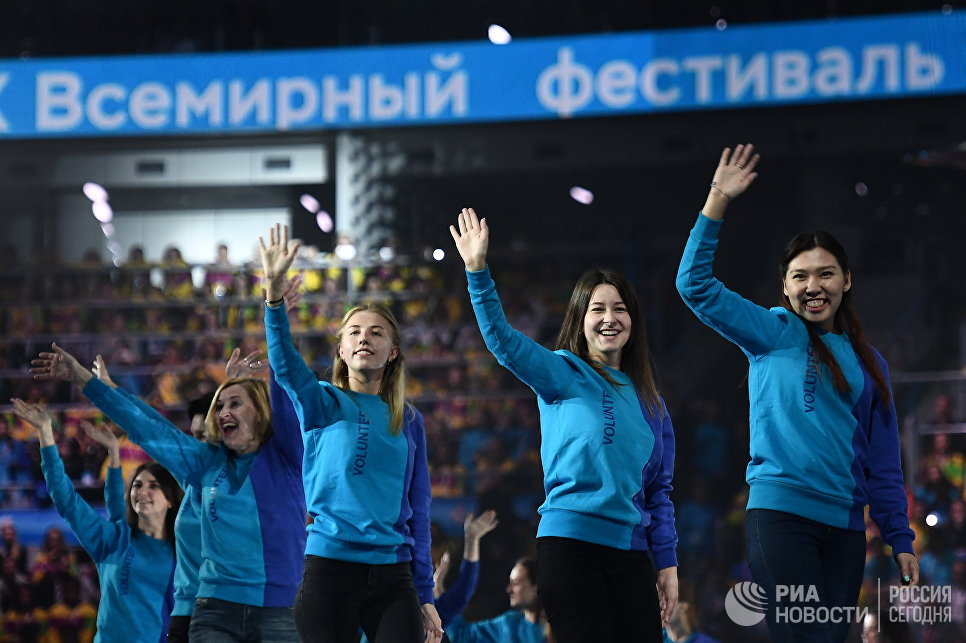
[675,213,913,555]
[264,304,435,605]
[83,377,307,607]
[41,445,175,642]
[447,611,546,643]
[467,268,678,568]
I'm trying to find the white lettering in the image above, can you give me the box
[640,58,680,106]
[856,45,900,93]
[322,75,363,121]
[905,42,944,89]
[595,60,637,108]
[229,79,271,126]
[425,68,468,117]
[813,47,852,96]
[726,54,768,101]
[129,82,171,128]
[368,75,404,120]
[276,77,318,129]
[86,83,127,129]
[682,55,723,103]
[36,71,83,131]
[176,81,224,127]
[537,47,593,117]
[772,51,810,98]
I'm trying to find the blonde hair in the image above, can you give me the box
[332,303,407,435]
[204,378,273,447]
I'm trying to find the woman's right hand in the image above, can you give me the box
[702,143,761,221]
[449,207,488,272]
[258,223,301,303]
[30,344,93,388]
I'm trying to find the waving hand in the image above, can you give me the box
[449,207,488,272]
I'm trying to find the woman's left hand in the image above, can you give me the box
[421,603,443,643]
[896,552,920,587]
[226,348,269,379]
[92,355,118,388]
[657,565,679,627]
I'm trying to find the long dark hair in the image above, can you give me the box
[555,268,662,415]
[779,231,890,404]
[125,461,182,550]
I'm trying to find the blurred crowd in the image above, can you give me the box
[1,242,963,641]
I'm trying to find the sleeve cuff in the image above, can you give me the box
[264,303,287,326]
[889,535,915,557]
[693,211,723,241]
[465,266,492,293]
[417,586,435,605]
[82,376,109,400]
[652,547,679,570]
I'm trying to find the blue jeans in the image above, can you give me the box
[294,556,423,643]
[189,597,297,642]
[746,509,866,643]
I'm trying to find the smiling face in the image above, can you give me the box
[337,310,399,380]
[582,284,632,368]
[214,384,261,454]
[782,247,852,332]
[130,470,172,522]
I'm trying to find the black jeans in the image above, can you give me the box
[536,536,663,643]
[747,509,866,643]
[167,614,190,642]
[294,556,423,643]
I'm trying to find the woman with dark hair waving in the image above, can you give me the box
[10,398,182,642]
[30,345,305,642]
[675,144,917,642]
[450,208,678,643]
[260,224,441,643]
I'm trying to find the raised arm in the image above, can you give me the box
[451,208,574,402]
[32,345,209,484]
[11,400,122,561]
[433,510,498,626]
[675,145,789,357]
[80,420,126,522]
[259,226,339,430]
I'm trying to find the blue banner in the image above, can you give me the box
[0,12,963,138]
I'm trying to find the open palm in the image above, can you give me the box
[449,207,489,271]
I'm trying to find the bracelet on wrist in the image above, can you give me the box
[265,297,284,307]
[709,182,731,200]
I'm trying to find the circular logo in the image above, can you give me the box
[725,581,768,626]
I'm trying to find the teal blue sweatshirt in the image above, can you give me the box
[83,377,306,607]
[467,268,678,568]
[676,213,913,554]
[41,445,175,642]
[447,611,546,643]
[264,303,436,604]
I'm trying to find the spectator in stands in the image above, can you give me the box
[29,527,76,608]
[446,557,547,643]
[662,581,719,643]
[433,510,499,627]
[261,223,442,643]
[10,397,181,641]
[160,246,193,299]
[676,143,917,643]
[452,207,678,642]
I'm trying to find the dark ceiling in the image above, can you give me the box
[2,1,959,59]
